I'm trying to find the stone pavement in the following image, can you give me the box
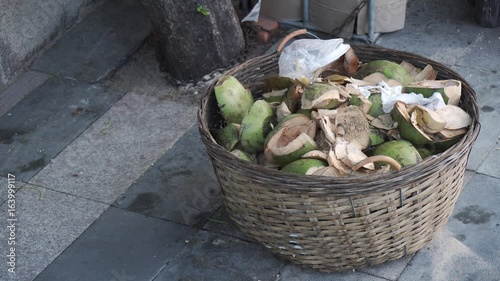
[0,0,499,280]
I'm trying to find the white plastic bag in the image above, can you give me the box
[356,81,447,113]
[278,38,350,83]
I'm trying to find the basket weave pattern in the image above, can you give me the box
[198,44,480,272]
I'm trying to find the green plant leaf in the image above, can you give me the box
[197,5,210,16]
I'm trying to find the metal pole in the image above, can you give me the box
[368,0,375,43]
[303,0,309,26]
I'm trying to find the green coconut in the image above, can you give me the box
[356,60,413,86]
[240,100,274,153]
[428,133,465,154]
[417,148,433,159]
[367,93,384,118]
[265,76,295,91]
[295,108,313,118]
[215,76,254,124]
[214,123,240,151]
[348,94,364,106]
[406,80,462,105]
[281,159,327,175]
[369,129,386,146]
[231,149,254,162]
[404,86,448,104]
[392,102,433,145]
[374,140,422,167]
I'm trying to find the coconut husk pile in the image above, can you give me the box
[212,49,472,177]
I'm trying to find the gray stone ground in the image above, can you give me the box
[0,0,499,280]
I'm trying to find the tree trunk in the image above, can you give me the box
[141,0,245,81]
[474,0,500,27]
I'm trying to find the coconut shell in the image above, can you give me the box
[392,102,432,145]
[406,80,462,106]
[413,65,438,82]
[302,150,328,161]
[264,115,318,166]
[301,83,346,110]
[410,105,447,134]
[312,166,343,177]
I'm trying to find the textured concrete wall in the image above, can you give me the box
[0,0,103,90]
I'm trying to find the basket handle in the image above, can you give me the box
[276,29,308,52]
[352,155,402,172]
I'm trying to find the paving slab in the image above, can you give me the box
[153,230,286,281]
[31,0,151,82]
[34,207,197,281]
[114,126,222,227]
[0,185,108,280]
[398,228,499,281]
[203,205,248,240]
[478,147,500,178]
[277,263,386,281]
[451,66,500,171]
[455,24,500,72]
[358,255,413,281]
[0,175,24,206]
[376,0,480,66]
[399,174,500,281]
[464,170,475,186]
[30,93,196,204]
[0,71,50,118]
[0,77,124,181]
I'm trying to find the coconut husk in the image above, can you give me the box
[276,102,291,122]
[410,105,447,134]
[327,150,352,175]
[437,128,467,139]
[436,105,472,129]
[363,72,389,85]
[335,106,371,149]
[371,114,397,130]
[302,150,329,161]
[414,65,438,82]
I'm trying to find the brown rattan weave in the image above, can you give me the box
[197,32,480,272]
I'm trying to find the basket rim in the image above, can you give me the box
[197,44,481,196]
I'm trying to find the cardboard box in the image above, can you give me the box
[259,0,406,37]
[309,0,361,38]
[356,0,407,34]
[260,0,303,22]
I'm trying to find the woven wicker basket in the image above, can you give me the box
[198,30,480,272]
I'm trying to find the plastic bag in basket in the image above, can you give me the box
[278,38,350,83]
